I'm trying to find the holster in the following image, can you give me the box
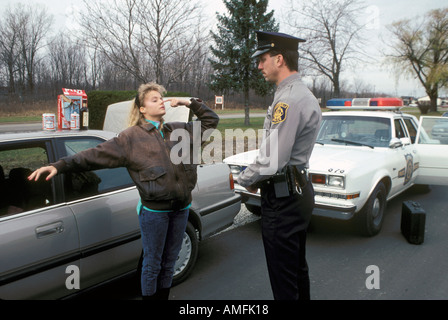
[289,165,309,195]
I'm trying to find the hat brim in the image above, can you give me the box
[251,48,271,59]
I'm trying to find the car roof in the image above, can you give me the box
[0,129,117,143]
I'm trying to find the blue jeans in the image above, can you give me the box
[138,207,189,296]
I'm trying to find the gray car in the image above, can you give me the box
[0,129,241,299]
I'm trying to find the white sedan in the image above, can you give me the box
[224,110,448,236]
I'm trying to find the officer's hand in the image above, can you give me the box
[164,98,191,108]
[246,185,258,194]
[28,166,58,182]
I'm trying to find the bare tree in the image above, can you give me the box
[87,47,105,90]
[14,3,53,94]
[80,0,145,83]
[79,0,205,87]
[188,25,213,97]
[138,0,202,85]
[285,0,370,98]
[48,35,89,88]
[0,0,213,101]
[352,77,374,97]
[0,3,53,95]
[0,8,20,95]
[165,22,212,94]
[387,7,448,113]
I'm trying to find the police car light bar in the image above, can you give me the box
[326,106,403,111]
[326,97,404,111]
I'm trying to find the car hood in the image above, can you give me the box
[103,98,191,134]
[223,149,259,167]
[224,144,385,173]
[309,145,384,173]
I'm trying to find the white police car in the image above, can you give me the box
[224,105,448,236]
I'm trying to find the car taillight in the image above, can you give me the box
[229,173,235,190]
[311,174,326,184]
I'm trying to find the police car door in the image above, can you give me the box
[414,116,448,185]
[389,118,418,197]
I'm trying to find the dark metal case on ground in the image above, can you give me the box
[401,200,426,245]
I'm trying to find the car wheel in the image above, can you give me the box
[357,182,386,237]
[172,221,199,286]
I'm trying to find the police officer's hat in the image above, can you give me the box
[252,31,306,59]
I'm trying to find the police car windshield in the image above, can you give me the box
[316,116,391,148]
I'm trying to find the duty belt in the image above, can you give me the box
[262,165,309,197]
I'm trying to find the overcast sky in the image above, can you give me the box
[1,0,447,97]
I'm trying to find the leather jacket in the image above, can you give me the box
[52,98,219,211]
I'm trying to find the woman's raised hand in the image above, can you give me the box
[164,98,191,108]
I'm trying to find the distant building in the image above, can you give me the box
[401,96,416,105]
[417,96,442,106]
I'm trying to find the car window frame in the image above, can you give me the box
[54,135,134,202]
[394,118,409,140]
[0,138,59,217]
[402,116,418,144]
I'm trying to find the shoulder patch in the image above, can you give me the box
[272,102,289,124]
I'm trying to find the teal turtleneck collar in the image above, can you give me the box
[145,118,161,129]
[145,119,164,138]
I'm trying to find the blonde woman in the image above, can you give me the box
[28,83,219,300]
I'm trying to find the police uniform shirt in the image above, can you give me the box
[237,73,322,188]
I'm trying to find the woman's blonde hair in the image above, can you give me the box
[128,82,167,127]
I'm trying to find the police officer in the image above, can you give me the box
[237,31,322,300]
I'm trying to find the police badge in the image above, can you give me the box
[404,153,414,185]
[272,102,289,124]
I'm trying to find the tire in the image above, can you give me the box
[357,182,387,237]
[172,221,199,286]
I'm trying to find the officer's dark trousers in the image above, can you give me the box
[260,181,314,300]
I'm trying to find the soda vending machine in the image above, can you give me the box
[58,88,88,130]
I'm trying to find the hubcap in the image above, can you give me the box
[174,232,192,276]
[372,197,382,226]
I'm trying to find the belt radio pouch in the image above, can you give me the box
[272,170,290,198]
[270,166,309,198]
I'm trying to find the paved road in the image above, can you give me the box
[75,184,448,300]
[175,184,448,300]
[0,122,42,133]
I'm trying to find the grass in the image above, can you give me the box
[0,100,56,123]
[0,116,43,123]
[200,117,265,163]
[213,107,266,115]
[215,117,264,133]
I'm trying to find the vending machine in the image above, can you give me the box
[58,88,88,130]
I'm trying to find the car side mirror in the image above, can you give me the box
[389,138,403,149]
